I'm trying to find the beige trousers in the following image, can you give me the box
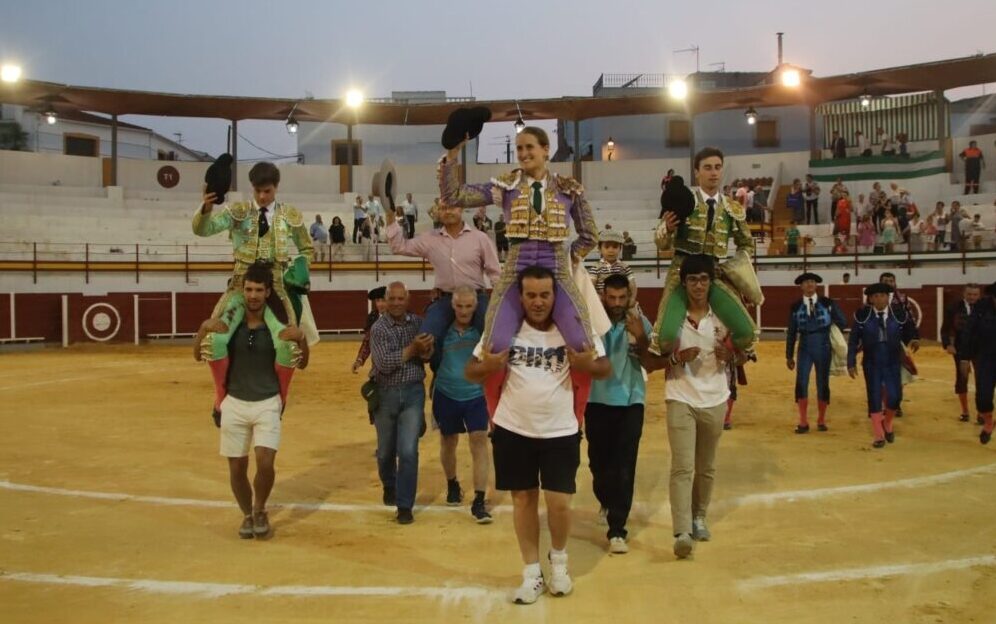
[665,400,726,536]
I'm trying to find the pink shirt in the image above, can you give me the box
[386,221,501,291]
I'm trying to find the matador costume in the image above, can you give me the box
[192,199,314,414]
[437,157,598,352]
[653,188,761,354]
[438,157,599,421]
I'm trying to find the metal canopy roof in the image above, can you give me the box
[2,54,994,125]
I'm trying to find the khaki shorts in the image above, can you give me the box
[219,394,282,457]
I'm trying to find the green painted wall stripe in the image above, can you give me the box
[811,167,946,182]
[810,151,942,167]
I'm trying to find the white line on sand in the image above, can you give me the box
[0,570,498,601]
[727,462,996,506]
[0,364,185,392]
[3,461,995,514]
[0,480,467,513]
[738,555,996,591]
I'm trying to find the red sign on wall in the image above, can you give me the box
[157,165,180,188]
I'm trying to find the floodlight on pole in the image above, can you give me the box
[1,64,22,83]
[346,89,364,109]
[668,79,688,100]
[781,68,801,87]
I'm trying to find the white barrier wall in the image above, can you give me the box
[0,150,102,188]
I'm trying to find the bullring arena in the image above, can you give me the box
[3,12,996,622]
[2,340,996,622]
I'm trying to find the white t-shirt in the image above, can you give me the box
[474,322,605,439]
[664,309,731,409]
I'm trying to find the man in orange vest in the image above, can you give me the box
[960,141,985,195]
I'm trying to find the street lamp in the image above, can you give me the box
[744,107,758,125]
[44,110,57,125]
[1,64,22,83]
[606,137,615,160]
[514,117,526,133]
[285,117,299,134]
[668,78,688,100]
[859,92,872,108]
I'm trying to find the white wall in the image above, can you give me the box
[117,158,210,193]
[8,108,204,161]
[0,150,102,187]
[581,158,687,191]
[297,121,449,166]
[725,151,810,187]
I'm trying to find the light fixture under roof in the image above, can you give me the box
[44,110,57,125]
[860,92,872,108]
[744,107,758,125]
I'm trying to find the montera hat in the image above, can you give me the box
[441,106,492,150]
[204,153,234,205]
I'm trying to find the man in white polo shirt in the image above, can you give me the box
[466,264,610,605]
[642,254,749,559]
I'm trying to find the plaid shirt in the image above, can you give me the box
[370,313,426,387]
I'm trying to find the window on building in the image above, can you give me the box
[64,134,99,157]
[667,119,690,148]
[754,120,780,148]
[332,140,362,165]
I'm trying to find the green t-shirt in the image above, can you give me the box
[786,227,800,245]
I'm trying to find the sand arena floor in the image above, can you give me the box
[0,339,993,623]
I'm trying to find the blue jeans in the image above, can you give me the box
[374,382,425,510]
[421,292,488,370]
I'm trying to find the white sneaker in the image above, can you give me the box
[692,517,711,542]
[548,552,573,597]
[609,536,629,554]
[597,507,608,526]
[513,573,545,605]
[673,533,694,559]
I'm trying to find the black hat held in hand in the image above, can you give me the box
[204,153,234,205]
[660,175,695,223]
[441,107,492,150]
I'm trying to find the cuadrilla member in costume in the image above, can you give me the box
[193,159,314,423]
[786,272,847,433]
[847,283,920,449]
[437,113,598,354]
[653,148,761,355]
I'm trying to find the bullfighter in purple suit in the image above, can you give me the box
[438,126,598,353]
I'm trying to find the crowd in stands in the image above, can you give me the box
[782,176,995,256]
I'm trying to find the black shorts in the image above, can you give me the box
[492,425,580,494]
